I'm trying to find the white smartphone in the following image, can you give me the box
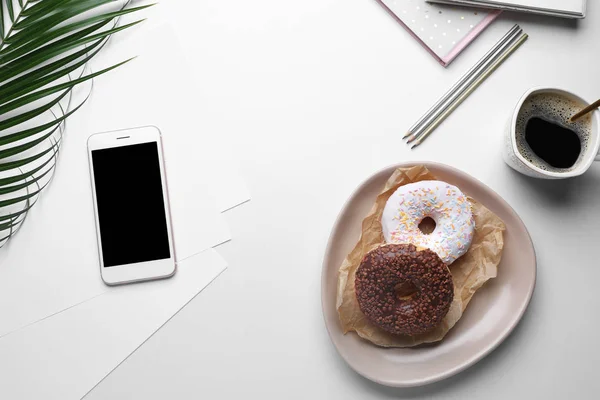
[87,126,176,285]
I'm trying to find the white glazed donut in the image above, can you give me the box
[381,180,475,265]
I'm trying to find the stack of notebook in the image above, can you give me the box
[377,0,501,67]
[429,0,587,19]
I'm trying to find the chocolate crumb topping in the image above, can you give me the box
[355,244,454,336]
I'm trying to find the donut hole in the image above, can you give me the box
[394,281,419,301]
[418,217,436,234]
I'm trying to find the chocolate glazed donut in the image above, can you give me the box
[355,244,454,336]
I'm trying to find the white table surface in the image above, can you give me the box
[45,1,600,398]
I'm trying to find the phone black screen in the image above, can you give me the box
[92,142,171,267]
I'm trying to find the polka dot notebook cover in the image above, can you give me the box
[377,0,501,67]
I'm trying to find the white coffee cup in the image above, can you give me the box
[502,87,600,179]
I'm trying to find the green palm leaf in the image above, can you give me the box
[5,0,14,22]
[19,0,70,18]
[0,37,105,99]
[0,19,142,82]
[0,153,56,186]
[0,202,36,222]
[0,141,58,172]
[0,167,52,195]
[0,95,86,146]
[0,88,70,131]
[11,0,114,31]
[0,182,48,208]
[0,2,4,39]
[0,57,134,114]
[0,0,151,246]
[4,4,152,52]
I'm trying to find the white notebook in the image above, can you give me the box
[428,0,587,19]
[376,0,500,66]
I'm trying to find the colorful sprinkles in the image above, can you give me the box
[381,180,475,264]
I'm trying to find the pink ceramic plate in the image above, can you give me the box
[321,162,536,387]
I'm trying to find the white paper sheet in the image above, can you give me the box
[82,26,237,261]
[89,22,251,213]
[0,248,227,400]
[0,27,236,338]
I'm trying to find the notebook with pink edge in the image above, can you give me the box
[376,0,501,67]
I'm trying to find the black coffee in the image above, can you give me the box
[525,117,581,169]
[515,93,592,172]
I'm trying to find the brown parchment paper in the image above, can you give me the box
[336,165,506,347]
